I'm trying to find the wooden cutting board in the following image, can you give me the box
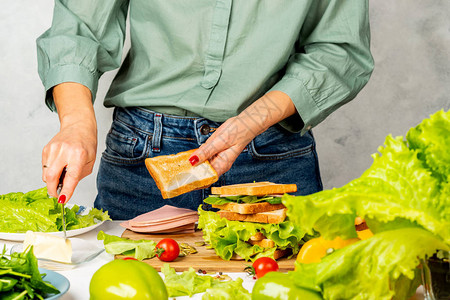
[117,229,297,272]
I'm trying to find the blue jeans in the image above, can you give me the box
[94,107,323,220]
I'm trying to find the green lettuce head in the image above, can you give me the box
[279,109,450,299]
[283,110,450,243]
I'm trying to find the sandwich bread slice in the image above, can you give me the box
[198,182,303,261]
[211,202,285,215]
[145,149,218,199]
[211,181,297,196]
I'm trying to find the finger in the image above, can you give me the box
[42,144,51,183]
[45,163,67,198]
[58,158,95,203]
[209,146,241,177]
[42,141,64,196]
[42,165,48,183]
[58,172,80,204]
[190,133,229,166]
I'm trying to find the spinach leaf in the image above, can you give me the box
[0,246,60,298]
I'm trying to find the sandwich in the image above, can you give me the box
[198,182,305,261]
[145,149,218,199]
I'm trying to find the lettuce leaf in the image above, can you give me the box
[283,134,450,244]
[162,264,217,297]
[0,188,58,232]
[198,207,304,261]
[292,228,449,300]
[97,231,156,261]
[202,278,251,300]
[0,187,110,233]
[161,264,251,299]
[69,207,111,229]
[204,195,282,205]
[406,109,450,182]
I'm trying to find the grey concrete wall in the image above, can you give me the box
[1,1,449,207]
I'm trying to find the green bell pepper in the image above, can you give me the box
[89,260,168,300]
[252,272,322,300]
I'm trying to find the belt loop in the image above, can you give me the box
[151,113,163,153]
[193,118,202,146]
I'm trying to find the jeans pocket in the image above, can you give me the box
[249,125,315,160]
[102,119,149,165]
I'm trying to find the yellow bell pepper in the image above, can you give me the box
[296,236,360,266]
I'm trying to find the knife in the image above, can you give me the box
[57,168,67,240]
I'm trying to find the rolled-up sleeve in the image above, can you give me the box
[37,0,129,111]
[270,0,374,134]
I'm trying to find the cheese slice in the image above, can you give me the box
[23,231,72,263]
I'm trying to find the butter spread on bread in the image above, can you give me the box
[145,149,218,199]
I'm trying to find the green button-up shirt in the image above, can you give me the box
[37,0,373,134]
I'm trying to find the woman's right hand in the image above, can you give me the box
[42,82,97,203]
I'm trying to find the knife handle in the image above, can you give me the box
[57,168,67,196]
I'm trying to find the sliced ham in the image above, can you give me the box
[129,205,197,225]
[122,205,198,234]
[129,214,198,227]
[120,221,195,234]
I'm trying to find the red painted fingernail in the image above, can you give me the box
[189,155,199,166]
[58,194,66,204]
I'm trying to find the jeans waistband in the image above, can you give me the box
[113,107,222,150]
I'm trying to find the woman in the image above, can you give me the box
[38,0,373,219]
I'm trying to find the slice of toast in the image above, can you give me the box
[211,182,297,196]
[217,208,287,224]
[145,149,218,199]
[212,202,285,215]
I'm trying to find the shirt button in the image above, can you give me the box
[200,124,211,135]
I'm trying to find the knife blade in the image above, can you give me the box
[57,168,67,240]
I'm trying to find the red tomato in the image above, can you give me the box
[155,238,180,262]
[122,256,137,260]
[252,257,279,278]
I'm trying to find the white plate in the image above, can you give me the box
[0,206,106,242]
[11,238,105,271]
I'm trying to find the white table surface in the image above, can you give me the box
[0,221,255,300]
[0,221,425,300]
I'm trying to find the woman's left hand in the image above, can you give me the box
[189,91,297,176]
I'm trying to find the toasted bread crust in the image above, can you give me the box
[145,149,218,199]
[273,248,291,260]
[212,202,285,214]
[211,182,297,196]
[248,238,275,248]
[217,208,286,224]
[249,232,266,241]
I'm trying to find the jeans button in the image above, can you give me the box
[200,124,211,135]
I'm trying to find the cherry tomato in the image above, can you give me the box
[121,256,137,260]
[155,238,180,262]
[252,257,279,278]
